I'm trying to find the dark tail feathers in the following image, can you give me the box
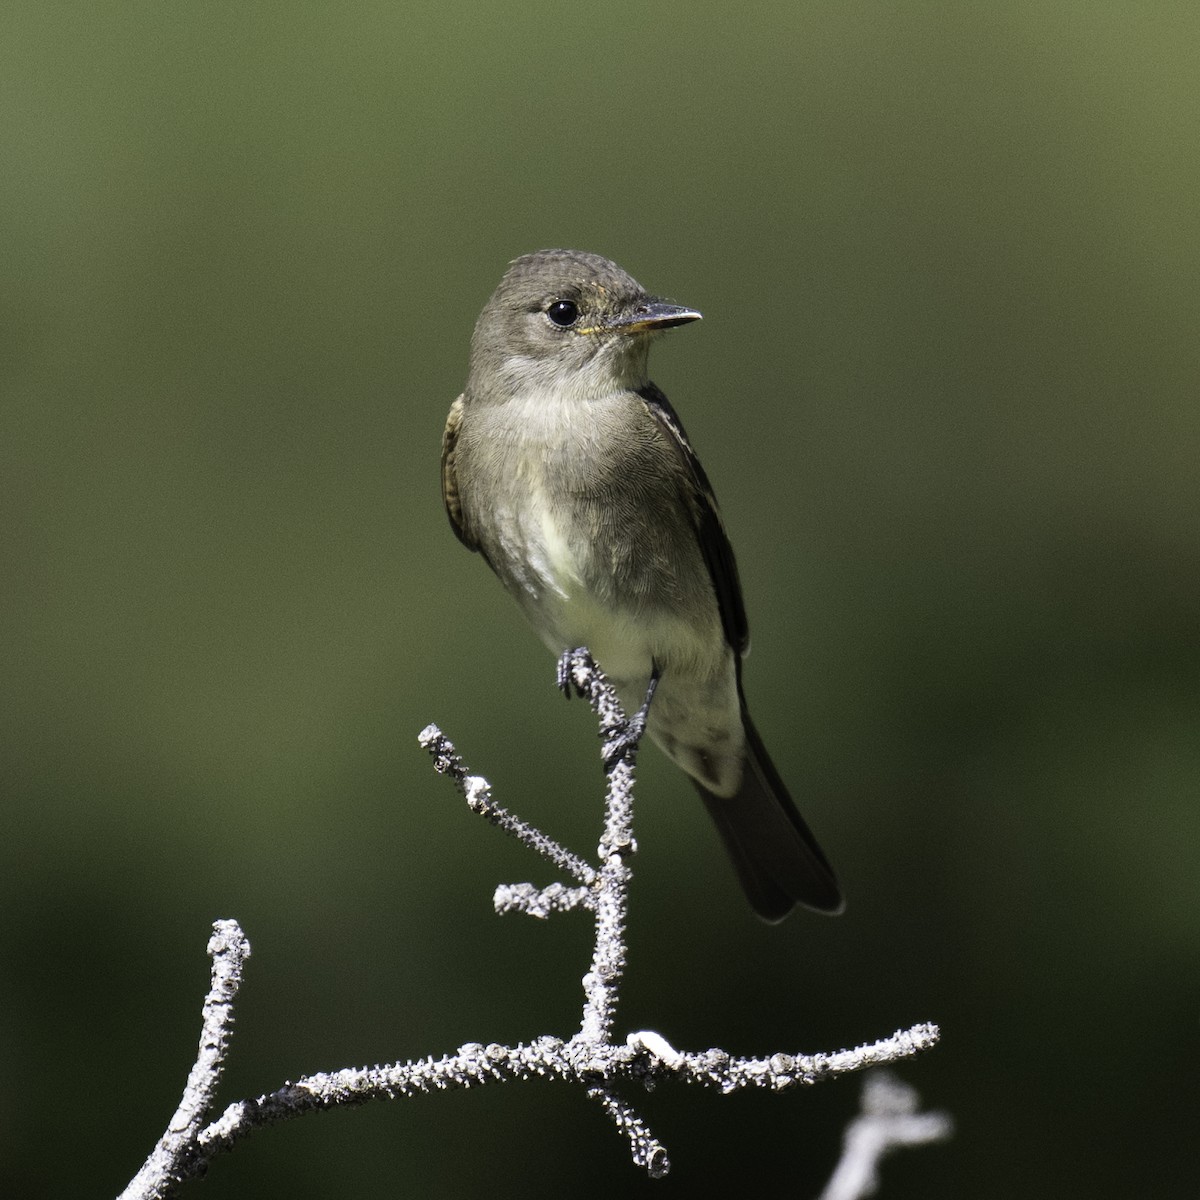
[697,709,843,921]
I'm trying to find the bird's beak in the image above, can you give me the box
[587,301,702,336]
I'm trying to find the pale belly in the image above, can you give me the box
[466,414,749,797]
[507,509,747,798]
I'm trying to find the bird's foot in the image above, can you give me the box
[601,712,646,773]
[556,647,593,700]
[601,665,660,773]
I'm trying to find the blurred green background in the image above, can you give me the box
[3,2,1197,1196]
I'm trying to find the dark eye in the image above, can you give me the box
[546,299,579,327]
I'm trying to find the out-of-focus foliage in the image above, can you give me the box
[2,3,1196,1197]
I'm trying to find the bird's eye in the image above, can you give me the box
[546,299,579,327]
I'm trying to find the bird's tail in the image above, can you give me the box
[697,707,843,921]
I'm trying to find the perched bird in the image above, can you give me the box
[441,249,842,919]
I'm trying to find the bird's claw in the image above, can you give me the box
[556,647,592,699]
[601,709,648,773]
[600,663,659,772]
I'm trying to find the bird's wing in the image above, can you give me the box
[638,382,750,656]
[441,395,477,552]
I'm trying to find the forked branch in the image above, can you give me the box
[117,650,942,1198]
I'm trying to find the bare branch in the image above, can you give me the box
[419,723,596,886]
[818,1071,953,1200]
[118,921,250,1200]
[118,651,943,1195]
[588,1085,671,1178]
[493,881,591,917]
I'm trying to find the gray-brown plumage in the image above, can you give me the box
[442,249,842,919]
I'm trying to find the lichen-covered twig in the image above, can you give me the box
[117,650,942,1198]
[117,921,250,1200]
[418,721,596,888]
[818,1071,953,1200]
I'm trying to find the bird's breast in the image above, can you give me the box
[459,388,726,684]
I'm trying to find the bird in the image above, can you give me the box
[440,249,842,919]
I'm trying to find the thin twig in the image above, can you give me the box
[118,653,943,1197]
[117,921,250,1200]
[818,1071,953,1200]
[419,723,596,885]
[587,1085,671,1178]
[560,651,637,1044]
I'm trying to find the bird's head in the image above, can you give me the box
[467,249,701,402]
